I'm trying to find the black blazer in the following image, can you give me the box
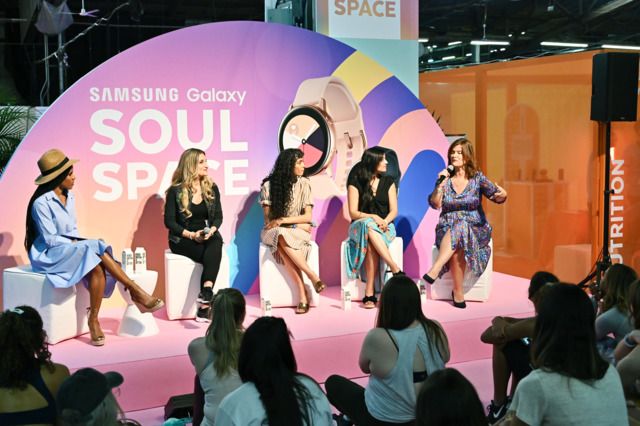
[164,185,223,244]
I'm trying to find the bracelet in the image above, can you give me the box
[624,334,638,348]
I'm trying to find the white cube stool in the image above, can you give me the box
[427,239,493,302]
[3,265,90,344]
[164,248,231,320]
[340,237,404,301]
[259,241,320,308]
[117,270,160,337]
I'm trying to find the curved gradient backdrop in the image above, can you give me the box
[0,22,448,298]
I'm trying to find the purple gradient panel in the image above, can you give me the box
[360,77,425,146]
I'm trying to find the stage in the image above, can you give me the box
[49,272,533,424]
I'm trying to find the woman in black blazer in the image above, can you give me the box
[164,149,223,322]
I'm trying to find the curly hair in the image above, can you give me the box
[25,167,72,251]
[448,138,478,179]
[0,306,53,388]
[262,149,303,220]
[351,147,386,213]
[166,148,215,218]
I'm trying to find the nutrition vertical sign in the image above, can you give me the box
[316,0,418,40]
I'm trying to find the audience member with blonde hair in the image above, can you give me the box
[188,288,245,425]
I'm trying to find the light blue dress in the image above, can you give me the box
[28,190,116,296]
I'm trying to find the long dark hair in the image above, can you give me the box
[0,306,53,388]
[262,149,303,220]
[25,168,72,251]
[351,146,386,212]
[601,263,637,314]
[415,368,486,426]
[205,289,245,377]
[376,275,449,361]
[238,317,314,426]
[531,283,608,380]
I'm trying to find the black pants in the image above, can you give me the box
[502,339,532,381]
[325,375,415,426]
[169,232,223,289]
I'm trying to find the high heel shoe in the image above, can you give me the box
[451,291,466,309]
[422,273,436,284]
[296,287,311,314]
[362,294,378,309]
[313,279,326,294]
[126,282,165,313]
[86,308,105,346]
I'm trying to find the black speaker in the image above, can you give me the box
[590,52,639,122]
[164,393,194,420]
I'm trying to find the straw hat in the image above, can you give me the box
[34,149,78,185]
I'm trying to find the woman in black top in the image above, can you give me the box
[164,149,223,321]
[346,147,403,308]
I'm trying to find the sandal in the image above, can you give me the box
[313,280,326,294]
[362,294,378,309]
[295,301,310,314]
[87,308,105,347]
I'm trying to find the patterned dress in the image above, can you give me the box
[259,177,314,263]
[430,171,500,278]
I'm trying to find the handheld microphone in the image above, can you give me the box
[436,165,455,186]
[203,220,211,236]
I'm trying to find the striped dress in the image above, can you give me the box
[259,177,314,263]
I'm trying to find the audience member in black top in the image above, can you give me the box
[164,148,224,321]
[345,147,403,309]
[415,368,486,426]
[482,271,558,424]
[0,305,70,426]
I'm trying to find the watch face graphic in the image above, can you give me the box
[279,106,332,177]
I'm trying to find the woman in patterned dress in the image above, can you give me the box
[422,138,507,308]
[259,148,325,314]
[25,149,164,346]
[345,147,404,309]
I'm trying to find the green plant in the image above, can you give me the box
[0,105,36,176]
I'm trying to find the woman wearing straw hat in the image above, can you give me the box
[24,149,164,347]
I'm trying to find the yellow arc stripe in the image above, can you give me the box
[332,51,393,103]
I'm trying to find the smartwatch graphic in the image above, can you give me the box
[278,76,367,198]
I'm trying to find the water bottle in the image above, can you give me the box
[121,248,134,273]
[134,247,147,272]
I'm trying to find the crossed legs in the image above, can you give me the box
[363,228,400,307]
[85,253,163,345]
[424,230,467,302]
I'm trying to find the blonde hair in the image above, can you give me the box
[205,288,246,377]
[167,149,215,218]
[448,138,478,178]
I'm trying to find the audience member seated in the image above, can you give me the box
[215,316,333,425]
[415,368,486,426]
[481,271,558,424]
[615,279,640,399]
[502,283,627,425]
[188,288,245,425]
[57,367,140,426]
[326,275,450,425]
[594,264,637,364]
[0,305,70,426]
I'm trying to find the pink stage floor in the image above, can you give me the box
[49,272,532,425]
